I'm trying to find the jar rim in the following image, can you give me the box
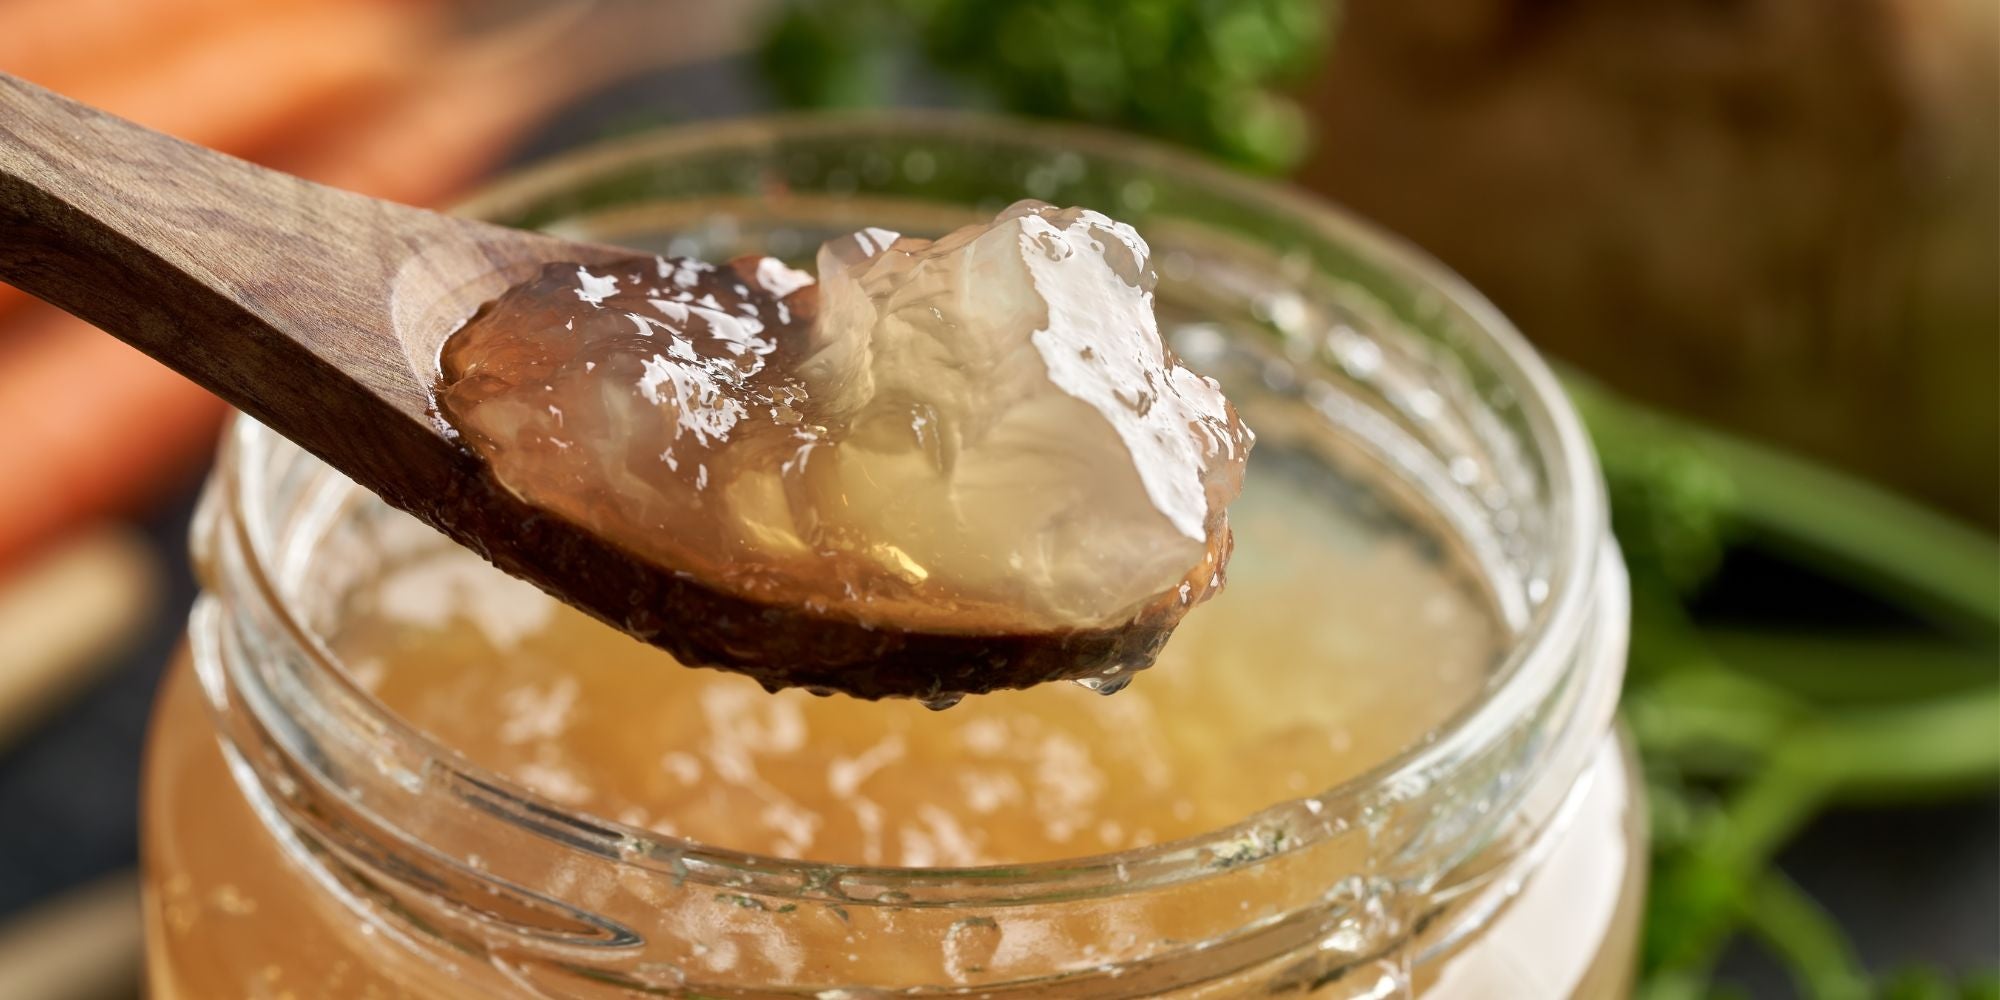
[219,111,1609,901]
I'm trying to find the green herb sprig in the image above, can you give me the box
[1575,372,1998,997]
[759,0,1329,173]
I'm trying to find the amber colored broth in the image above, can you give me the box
[329,448,1499,867]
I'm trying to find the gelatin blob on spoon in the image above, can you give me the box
[437,201,1252,701]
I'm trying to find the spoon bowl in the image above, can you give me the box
[0,74,1182,700]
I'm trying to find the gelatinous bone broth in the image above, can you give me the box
[327,447,1497,865]
[437,204,1251,699]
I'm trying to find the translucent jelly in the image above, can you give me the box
[437,204,1250,693]
[325,465,1492,865]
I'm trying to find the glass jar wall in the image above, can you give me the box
[142,116,1641,997]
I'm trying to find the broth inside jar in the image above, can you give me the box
[322,366,1502,866]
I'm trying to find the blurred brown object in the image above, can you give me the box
[0,310,228,572]
[0,871,140,1000]
[1299,0,1999,525]
[0,528,160,752]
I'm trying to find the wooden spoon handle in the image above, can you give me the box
[0,72,593,516]
[0,72,430,411]
[0,75,709,687]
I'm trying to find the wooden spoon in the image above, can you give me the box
[0,75,1173,701]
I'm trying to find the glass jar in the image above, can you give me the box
[142,115,1641,998]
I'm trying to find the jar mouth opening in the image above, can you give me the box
[219,111,1606,898]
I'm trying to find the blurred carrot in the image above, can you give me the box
[264,0,759,206]
[0,0,440,324]
[261,4,628,206]
[0,0,294,91]
[53,0,438,149]
[0,17,606,566]
[0,2,745,561]
[0,309,230,572]
[0,0,444,319]
[264,49,570,207]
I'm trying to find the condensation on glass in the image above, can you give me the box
[142,117,1642,998]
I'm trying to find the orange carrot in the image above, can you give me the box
[0,0,443,321]
[0,308,229,571]
[0,0,273,89]
[53,1,440,158]
[257,0,763,206]
[0,21,574,568]
[262,73,552,207]
[261,20,600,206]
[0,3,696,566]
